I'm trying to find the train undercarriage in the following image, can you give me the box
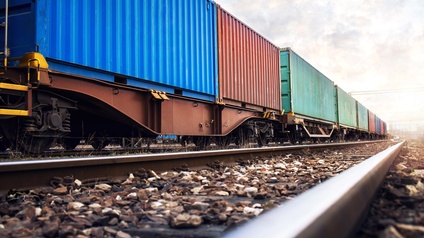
[0,54,283,154]
[0,53,385,154]
[284,116,382,144]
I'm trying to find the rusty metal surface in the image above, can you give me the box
[220,107,259,135]
[224,141,404,238]
[49,71,155,133]
[48,70,267,137]
[0,141,385,195]
[161,98,214,136]
[216,5,281,111]
[50,71,216,136]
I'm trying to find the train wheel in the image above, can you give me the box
[288,127,303,144]
[257,132,268,147]
[235,128,249,147]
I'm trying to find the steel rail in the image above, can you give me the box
[223,141,404,238]
[0,141,385,195]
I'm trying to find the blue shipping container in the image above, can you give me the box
[0,0,218,101]
[375,116,381,135]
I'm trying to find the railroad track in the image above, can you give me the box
[0,143,199,160]
[0,140,401,237]
[0,141,385,195]
[224,140,404,238]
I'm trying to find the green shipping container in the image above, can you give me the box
[336,86,357,128]
[356,101,369,131]
[280,48,337,123]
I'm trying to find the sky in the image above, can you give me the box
[214,0,424,134]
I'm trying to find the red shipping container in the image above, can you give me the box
[381,121,386,135]
[216,5,281,111]
[368,110,376,133]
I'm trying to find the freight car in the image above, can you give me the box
[0,0,386,154]
[0,0,282,153]
[280,48,386,143]
[280,48,337,143]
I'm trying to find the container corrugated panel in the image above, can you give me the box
[336,86,357,127]
[384,122,387,135]
[216,5,281,111]
[368,110,376,133]
[280,48,337,123]
[376,116,381,135]
[381,121,386,135]
[356,101,369,131]
[0,0,218,101]
[385,122,387,135]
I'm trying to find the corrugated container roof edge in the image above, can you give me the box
[217,4,281,111]
[281,47,336,86]
[216,3,280,49]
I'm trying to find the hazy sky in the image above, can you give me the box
[214,0,424,132]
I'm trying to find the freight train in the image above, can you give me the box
[0,0,387,154]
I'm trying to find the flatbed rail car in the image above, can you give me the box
[0,0,282,153]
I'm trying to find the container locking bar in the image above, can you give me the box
[150,90,169,101]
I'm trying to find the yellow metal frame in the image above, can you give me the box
[0,82,28,91]
[0,109,29,116]
[0,52,46,117]
[18,52,49,69]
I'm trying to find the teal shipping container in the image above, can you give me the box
[356,101,369,131]
[280,48,337,123]
[336,86,357,128]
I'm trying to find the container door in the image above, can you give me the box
[280,50,292,113]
